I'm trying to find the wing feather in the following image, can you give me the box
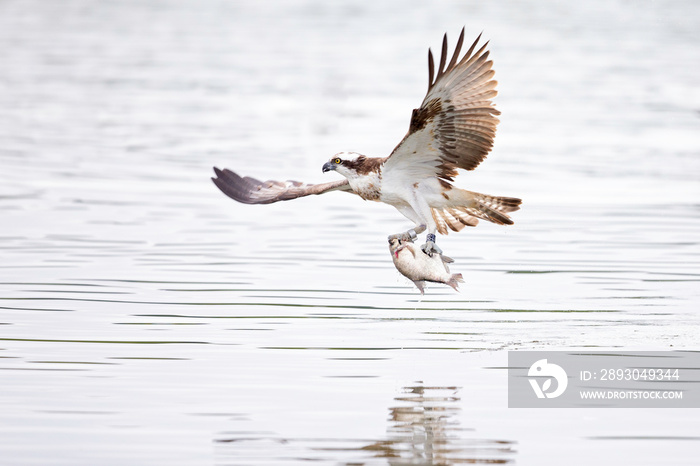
[385,29,501,180]
[428,49,435,89]
[446,28,465,72]
[436,33,448,81]
[212,167,353,204]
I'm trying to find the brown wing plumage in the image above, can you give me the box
[212,167,354,204]
[388,28,501,182]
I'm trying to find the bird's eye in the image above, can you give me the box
[333,158,341,164]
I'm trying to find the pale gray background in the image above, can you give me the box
[1,0,699,465]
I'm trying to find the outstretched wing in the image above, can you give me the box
[212,167,354,204]
[383,29,500,182]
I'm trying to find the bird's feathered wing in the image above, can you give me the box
[212,167,354,204]
[383,28,500,183]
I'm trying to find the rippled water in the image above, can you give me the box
[1,0,699,465]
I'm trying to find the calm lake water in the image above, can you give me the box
[1,0,699,465]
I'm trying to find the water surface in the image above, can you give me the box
[1,0,699,465]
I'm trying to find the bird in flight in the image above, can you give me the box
[213,28,521,256]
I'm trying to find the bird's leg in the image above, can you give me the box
[388,224,426,243]
[421,232,443,257]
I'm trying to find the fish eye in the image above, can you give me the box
[333,158,342,164]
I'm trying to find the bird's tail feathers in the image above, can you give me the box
[431,207,479,234]
[432,189,522,234]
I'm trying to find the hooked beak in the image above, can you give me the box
[322,161,335,173]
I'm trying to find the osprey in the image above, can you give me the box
[213,28,521,255]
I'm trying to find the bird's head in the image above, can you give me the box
[322,152,363,178]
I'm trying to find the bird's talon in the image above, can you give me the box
[421,233,442,256]
[421,240,442,257]
[388,229,418,243]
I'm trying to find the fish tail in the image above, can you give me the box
[448,273,464,291]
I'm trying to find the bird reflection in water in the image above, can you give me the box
[358,383,515,465]
[215,383,515,465]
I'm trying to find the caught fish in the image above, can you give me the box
[388,238,464,294]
